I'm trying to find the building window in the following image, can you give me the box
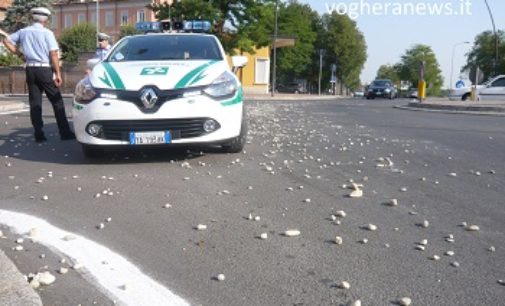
[121,11,128,25]
[255,58,270,84]
[105,11,113,27]
[78,13,85,24]
[64,15,72,28]
[90,13,96,26]
[137,10,145,22]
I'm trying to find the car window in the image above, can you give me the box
[490,78,505,87]
[107,35,223,62]
[372,80,389,86]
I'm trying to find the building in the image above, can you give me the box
[52,0,171,41]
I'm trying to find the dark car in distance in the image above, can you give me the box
[366,79,397,99]
[276,82,307,94]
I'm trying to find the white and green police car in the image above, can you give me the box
[73,21,248,157]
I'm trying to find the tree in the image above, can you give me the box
[276,0,318,83]
[120,25,141,39]
[376,64,400,83]
[463,30,505,81]
[320,12,367,91]
[1,0,53,33]
[59,23,97,63]
[149,0,275,54]
[396,44,443,96]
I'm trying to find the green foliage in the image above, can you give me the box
[120,25,141,39]
[1,0,54,32]
[149,0,275,54]
[276,1,318,82]
[319,12,367,90]
[463,30,505,81]
[59,23,97,63]
[376,65,400,84]
[396,44,443,96]
[0,47,24,66]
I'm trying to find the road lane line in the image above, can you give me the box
[0,109,29,115]
[0,209,190,306]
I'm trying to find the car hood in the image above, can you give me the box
[89,60,228,91]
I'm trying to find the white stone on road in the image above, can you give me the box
[284,230,301,237]
[196,224,207,231]
[339,281,351,289]
[334,236,343,245]
[349,189,363,198]
[260,233,268,240]
[465,225,480,231]
[38,271,56,286]
[217,274,226,281]
[399,297,412,306]
[366,224,378,231]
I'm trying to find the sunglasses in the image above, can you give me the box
[98,39,107,42]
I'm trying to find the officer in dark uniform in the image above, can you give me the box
[2,7,75,142]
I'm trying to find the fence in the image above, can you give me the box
[0,52,95,95]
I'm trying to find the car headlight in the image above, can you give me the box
[74,77,97,104]
[384,88,391,93]
[203,71,237,98]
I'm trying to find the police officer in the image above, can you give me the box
[95,32,111,61]
[2,7,74,142]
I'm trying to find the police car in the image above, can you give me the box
[73,21,248,157]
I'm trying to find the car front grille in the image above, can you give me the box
[89,118,218,141]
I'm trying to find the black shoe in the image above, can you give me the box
[60,131,76,140]
[35,132,47,143]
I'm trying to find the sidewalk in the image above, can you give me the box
[0,250,42,306]
[395,98,505,116]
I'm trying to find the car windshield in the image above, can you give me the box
[372,80,390,87]
[106,35,223,62]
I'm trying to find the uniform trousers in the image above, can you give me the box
[25,67,71,135]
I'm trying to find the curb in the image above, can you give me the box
[0,249,43,306]
[406,102,505,113]
[394,104,505,116]
[244,95,345,101]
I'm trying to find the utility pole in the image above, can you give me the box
[318,49,324,96]
[484,0,498,77]
[96,0,100,42]
[271,0,279,97]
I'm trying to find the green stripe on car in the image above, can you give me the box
[102,62,125,89]
[175,61,218,89]
[221,87,243,107]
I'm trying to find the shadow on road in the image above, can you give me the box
[0,123,217,165]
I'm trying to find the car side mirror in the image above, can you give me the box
[231,56,248,73]
[87,58,101,70]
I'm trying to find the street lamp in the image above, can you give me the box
[450,41,470,89]
[484,0,498,76]
[271,0,279,97]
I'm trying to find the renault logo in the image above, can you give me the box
[140,88,158,109]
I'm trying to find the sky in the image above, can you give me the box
[300,0,505,88]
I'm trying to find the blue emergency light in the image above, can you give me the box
[135,20,212,34]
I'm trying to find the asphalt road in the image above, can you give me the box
[1,98,504,306]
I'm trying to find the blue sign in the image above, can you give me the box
[455,80,466,88]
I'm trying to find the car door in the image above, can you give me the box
[479,77,505,101]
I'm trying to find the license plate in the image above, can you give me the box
[129,131,171,145]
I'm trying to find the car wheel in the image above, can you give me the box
[222,116,247,154]
[81,144,104,158]
[462,93,470,101]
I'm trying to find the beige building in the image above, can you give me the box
[52,0,172,41]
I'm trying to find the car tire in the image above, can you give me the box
[222,116,247,154]
[462,93,470,101]
[82,144,104,158]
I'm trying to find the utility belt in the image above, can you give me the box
[26,62,51,67]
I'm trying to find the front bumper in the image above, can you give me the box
[72,92,243,146]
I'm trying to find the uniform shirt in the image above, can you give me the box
[8,22,59,64]
[95,45,111,61]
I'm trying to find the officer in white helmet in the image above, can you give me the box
[2,7,75,142]
[95,32,111,61]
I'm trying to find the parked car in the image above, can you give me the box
[353,90,365,98]
[366,79,397,99]
[448,75,505,101]
[276,82,307,94]
[478,75,505,101]
[409,89,418,99]
[73,27,248,158]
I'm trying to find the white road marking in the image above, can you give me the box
[0,209,189,306]
[0,109,29,115]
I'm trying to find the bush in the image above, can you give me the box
[59,23,97,63]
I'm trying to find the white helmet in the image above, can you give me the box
[31,7,51,22]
